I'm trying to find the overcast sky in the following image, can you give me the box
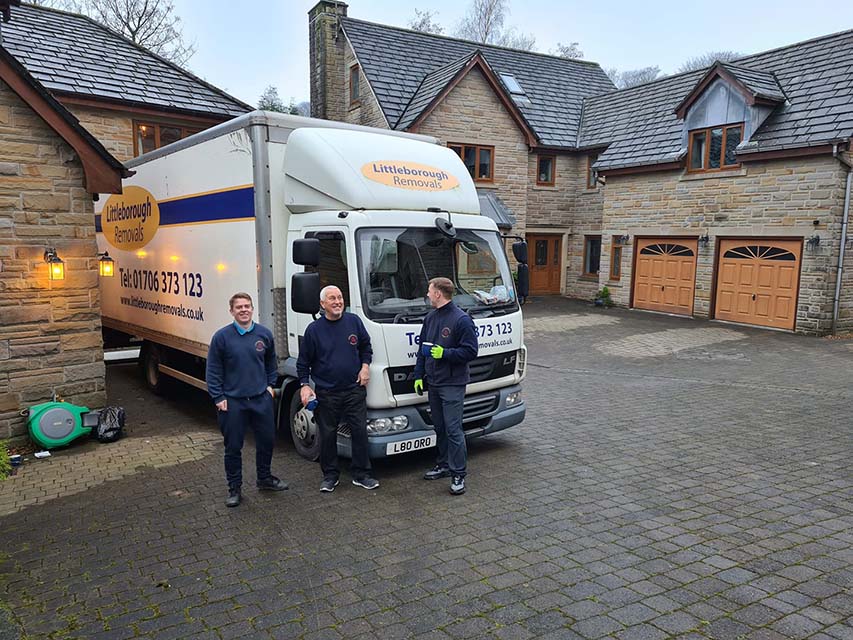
[172,0,853,108]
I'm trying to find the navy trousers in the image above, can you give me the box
[217,392,275,490]
[314,385,371,481]
[428,384,467,477]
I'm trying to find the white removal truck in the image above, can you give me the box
[95,111,528,460]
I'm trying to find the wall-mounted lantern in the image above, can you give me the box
[44,248,65,281]
[806,234,821,251]
[698,233,710,248]
[98,251,115,277]
[617,234,630,245]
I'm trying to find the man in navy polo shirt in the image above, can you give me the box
[297,285,378,493]
[207,292,288,507]
[414,277,479,495]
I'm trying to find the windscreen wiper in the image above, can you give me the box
[392,310,429,324]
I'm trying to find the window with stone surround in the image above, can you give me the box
[449,143,494,182]
[349,64,360,105]
[134,122,203,156]
[586,153,599,189]
[536,154,555,186]
[688,123,742,172]
[583,235,601,276]
[610,235,623,281]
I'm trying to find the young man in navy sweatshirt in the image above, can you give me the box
[414,277,479,495]
[297,285,378,492]
[206,292,288,507]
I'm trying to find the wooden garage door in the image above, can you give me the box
[714,240,802,330]
[633,239,698,315]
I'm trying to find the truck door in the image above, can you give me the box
[289,229,355,354]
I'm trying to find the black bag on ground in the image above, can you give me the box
[95,406,126,443]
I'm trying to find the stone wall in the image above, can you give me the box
[309,1,348,122]
[0,78,105,440]
[341,41,388,129]
[417,68,529,235]
[67,105,134,162]
[601,156,850,334]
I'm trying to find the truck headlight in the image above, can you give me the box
[506,391,523,407]
[366,416,409,434]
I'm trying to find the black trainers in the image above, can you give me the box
[352,476,379,490]
[423,465,451,480]
[320,477,340,493]
[449,475,465,495]
[225,488,241,507]
[257,476,288,491]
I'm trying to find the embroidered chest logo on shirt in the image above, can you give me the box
[441,327,451,338]
[348,334,358,346]
[255,340,266,352]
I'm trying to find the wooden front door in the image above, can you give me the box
[714,239,802,330]
[632,238,698,315]
[528,234,562,294]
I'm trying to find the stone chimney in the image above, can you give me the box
[308,1,348,121]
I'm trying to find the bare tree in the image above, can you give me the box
[80,0,196,66]
[454,0,536,51]
[605,66,661,89]
[409,8,443,35]
[258,85,286,112]
[677,50,741,73]
[552,41,583,59]
[295,101,310,117]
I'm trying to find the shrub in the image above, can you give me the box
[0,442,10,481]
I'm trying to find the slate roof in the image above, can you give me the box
[1,3,251,118]
[719,62,786,103]
[581,29,853,171]
[396,52,476,130]
[341,17,615,148]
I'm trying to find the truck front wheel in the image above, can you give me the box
[289,391,320,461]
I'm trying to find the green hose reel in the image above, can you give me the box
[25,401,99,449]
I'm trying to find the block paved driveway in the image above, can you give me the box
[1,298,851,640]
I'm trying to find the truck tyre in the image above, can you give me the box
[139,342,169,395]
[289,390,320,461]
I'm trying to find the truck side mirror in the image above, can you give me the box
[293,238,320,266]
[512,240,528,264]
[291,272,320,314]
[516,263,530,299]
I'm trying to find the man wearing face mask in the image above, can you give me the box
[296,285,378,493]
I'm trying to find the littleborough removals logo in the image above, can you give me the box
[348,334,358,345]
[101,186,160,251]
[441,327,451,338]
[361,161,460,192]
[255,340,266,352]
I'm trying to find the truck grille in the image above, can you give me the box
[387,351,518,396]
[418,393,499,427]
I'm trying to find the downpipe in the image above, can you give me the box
[831,144,853,334]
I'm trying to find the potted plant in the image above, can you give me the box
[594,286,613,307]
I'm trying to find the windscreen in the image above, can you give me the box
[357,227,518,322]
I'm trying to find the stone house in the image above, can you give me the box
[308,2,853,334]
[2,2,250,162]
[308,1,615,300]
[0,42,127,440]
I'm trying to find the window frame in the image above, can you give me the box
[133,121,203,157]
[610,235,623,281]
[586,154,599,190]
[687,123,743,173]
[448,142,495,183]
[349,64,360,106]
[583,235,602,277]
[536,154,556,186]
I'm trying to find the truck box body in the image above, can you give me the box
[95,111,527,459]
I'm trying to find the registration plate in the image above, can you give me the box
[386,434,437,456]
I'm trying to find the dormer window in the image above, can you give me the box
[688,123,743,172]
[500,73,531,106]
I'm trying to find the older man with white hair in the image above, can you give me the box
[296,285,378,492]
